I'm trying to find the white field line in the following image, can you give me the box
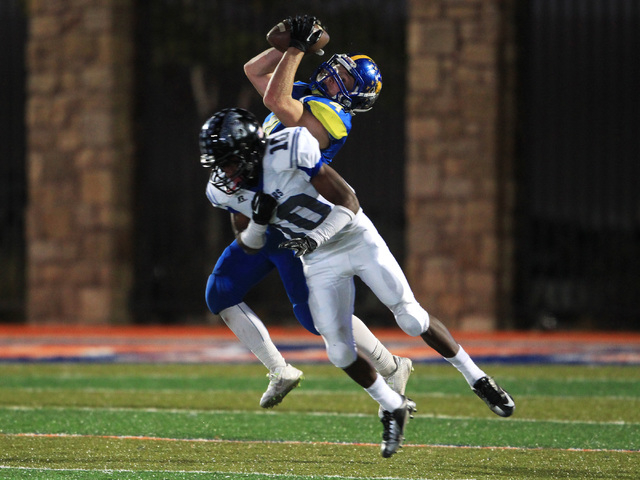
[1,431,638,455]
[5,385,640,401]
[1,404,638,426]
[0,465,445,480]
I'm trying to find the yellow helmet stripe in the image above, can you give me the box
[350,54,372,62]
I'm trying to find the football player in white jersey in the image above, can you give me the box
[205,14,412,410]
[200,108,515,458]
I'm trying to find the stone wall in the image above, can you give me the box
[405,0,516,330]
[26,0,134,324]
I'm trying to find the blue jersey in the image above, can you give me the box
[262,82,352,164]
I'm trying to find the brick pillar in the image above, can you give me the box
[26,0,134,324]
[405,0,516,330]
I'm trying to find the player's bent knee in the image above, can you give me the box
[205,274,239,315]
[206,295,228,316]
[326,342,358,368]
[205,288,224,315]
[392,302,430,337]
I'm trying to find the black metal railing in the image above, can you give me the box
[515,0,640,329]
[0,0,27,322]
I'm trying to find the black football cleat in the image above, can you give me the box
[472,376,515,417]
[380,396,417,458]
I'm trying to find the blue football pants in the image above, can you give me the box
[205,228,320,335]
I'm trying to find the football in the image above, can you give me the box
[266,19,330,55]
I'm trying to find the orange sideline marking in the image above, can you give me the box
[1,324,640,343]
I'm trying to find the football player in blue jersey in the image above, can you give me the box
[205,15,412,409]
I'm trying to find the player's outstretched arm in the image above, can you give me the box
[262,50,331,149]
[262,49,305,120]
[244,48,284,97]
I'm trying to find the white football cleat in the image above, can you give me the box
[384,356,414,395]
[259,364,304,408]
[379,356,414,417]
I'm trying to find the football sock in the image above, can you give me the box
[219,302,287,372]
[445,345,486,387]
[352,316,397,376]
[365,374,404,412]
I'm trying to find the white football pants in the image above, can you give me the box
[302,211,430,368]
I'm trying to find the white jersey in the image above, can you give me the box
[206,126,428,367]
[206,126,359,248]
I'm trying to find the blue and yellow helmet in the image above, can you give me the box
[310,53,382,114]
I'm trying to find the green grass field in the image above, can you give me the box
[0,362,639,479]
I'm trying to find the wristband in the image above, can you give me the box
[239,221,268,250]
[307,205,355,247]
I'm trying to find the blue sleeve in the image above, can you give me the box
[298,161,322,179]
